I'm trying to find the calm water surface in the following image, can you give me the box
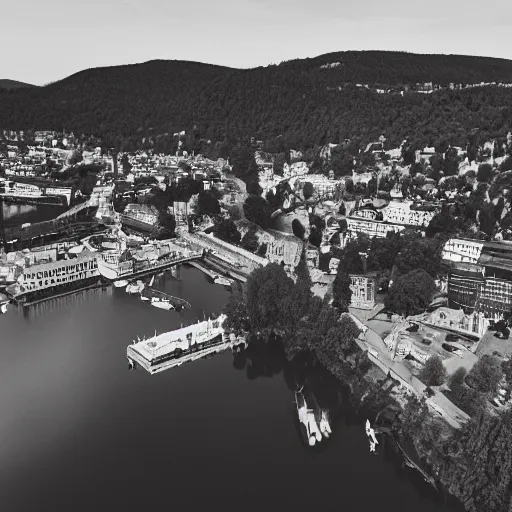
[2,202,66,227]
[0,266,461,512]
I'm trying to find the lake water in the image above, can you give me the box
[1,201,66,227]
[0,265,462,512]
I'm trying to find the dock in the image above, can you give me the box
[126,315,247,374]
[187,260,218,279]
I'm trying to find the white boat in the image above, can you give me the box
[366,419,379,453]
[214,276,232,286]
[126,280,145,294]
[0,302,8,314]
[114,280,129,288]
[296,392,322,447]
[150,297,175,311]
[319,411,332,438]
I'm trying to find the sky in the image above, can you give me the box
[4,0,512,85]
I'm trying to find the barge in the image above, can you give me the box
[127,314,246,374]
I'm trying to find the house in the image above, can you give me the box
[349,273,378,310]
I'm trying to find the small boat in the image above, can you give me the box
[366,419,379,453]
[0,302,8,314]
[114,280,129,288]
[319,410,332,438]
[214,276,232,286]
[296,391,322,447]
[150,297,175,311]
[126,280,145,294]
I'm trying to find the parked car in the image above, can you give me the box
[445,333,460,342]
[442,343,457,353]
[406,323,419,333]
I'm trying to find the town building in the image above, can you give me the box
[349,273,377,310]
[443,238,512,318]
[346,217,406,239]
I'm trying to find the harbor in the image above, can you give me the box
[0,256,458,512]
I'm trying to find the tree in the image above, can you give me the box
[246,263,294,333]
[308,227,322,248]
[419,355,447,386]
[394,237,443,278]
[256,242,267,257]
[292,219,306,239]
[197,191,221,216]
[332,261,352,312]
[213,218,241,245]
[241,227,259,253]
[384,269,436,316]
[477,163,493,183]
[223,281,250,335]
[157,211,176,236]
[466,355,503,394]
[449,367,468,391]
[243,195,272,229]
[303,182,314,200]
[246,178,263,196]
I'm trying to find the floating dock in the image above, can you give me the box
[127,315,247,374]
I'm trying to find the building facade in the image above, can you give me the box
[349,274,377,310]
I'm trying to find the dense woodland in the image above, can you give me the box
[3,52,512,155]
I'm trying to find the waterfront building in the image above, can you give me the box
[5,249,99,301]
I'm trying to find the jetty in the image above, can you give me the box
[127,314,247,374]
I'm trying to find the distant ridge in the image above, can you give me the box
[0,79,36,90]
[1,51,512,151]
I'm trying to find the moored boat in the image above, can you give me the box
[150,297,175,310]
[296,391,322,447]
[214,276,232,286]
[126,280,145,294]
[114,280,129,288]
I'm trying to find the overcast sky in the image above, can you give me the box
[5,0,512,85]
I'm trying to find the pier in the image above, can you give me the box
[127,315,247,374]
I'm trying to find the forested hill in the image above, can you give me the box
[0,79,36,90]
[279,51,512,86]
[2,51,512,152]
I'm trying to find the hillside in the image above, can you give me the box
[2,51,512,152]
[0,79,36,90]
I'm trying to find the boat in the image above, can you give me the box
[366,419,379,453]
[214,276,232,286]
[126,280,145,294]
[150,297,175,311]
[296,391,322,447]
[319,410,332,438]
[114,280,129,288]
[0,301,8,314]
[127,314,228,374]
